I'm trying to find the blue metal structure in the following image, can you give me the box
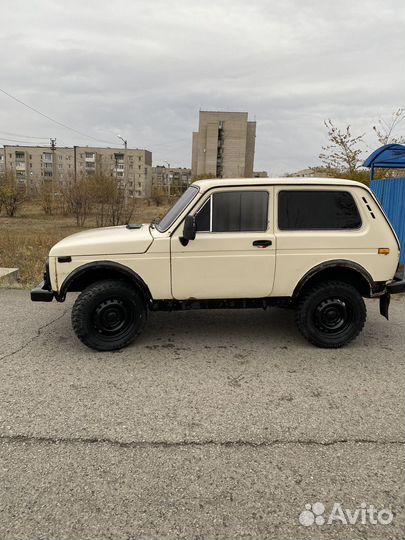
[364,144,405,264]
[363,143,405,181]
[370,178,405,263]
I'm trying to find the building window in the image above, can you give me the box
[59,155,63,160]
[278,190,362,230]
[58,164,63,169]
[44,171,53,177]
[43,153,52,162]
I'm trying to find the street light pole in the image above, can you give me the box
[164,160,171,198]
[117,135,128,195]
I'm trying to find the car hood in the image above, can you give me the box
[49,224,153,257]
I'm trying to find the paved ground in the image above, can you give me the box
[0,289,404,539]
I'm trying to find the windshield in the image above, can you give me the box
[156,185,199,232]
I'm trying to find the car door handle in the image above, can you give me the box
[252,240,272,248]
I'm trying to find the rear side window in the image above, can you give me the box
[195,191,269,232]
[278,190,362,230]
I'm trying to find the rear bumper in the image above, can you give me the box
[31,280,54,302]
[386,275,405,294]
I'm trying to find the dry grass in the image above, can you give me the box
[0,200,170,289]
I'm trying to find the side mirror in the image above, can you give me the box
[180,215,196,245]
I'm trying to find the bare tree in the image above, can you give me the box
[60,173,93,226]
[319,120,365,175]
[0,169,25,217]
[39,181,54,215]
[150,186,166,207]
[373,108,405,145]
[89,169,136,226]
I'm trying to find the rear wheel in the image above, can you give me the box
[72,280,146,351]
[295,280,366,348]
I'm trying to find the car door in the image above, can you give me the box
[170,187,275,300]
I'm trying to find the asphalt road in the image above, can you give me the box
[0,289,404,539]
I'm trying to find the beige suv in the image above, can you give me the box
[31,178,405,350]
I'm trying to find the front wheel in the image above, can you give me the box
[295,280,366,348]
[72,280,146,351]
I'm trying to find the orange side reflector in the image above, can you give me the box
[378,248,390,255]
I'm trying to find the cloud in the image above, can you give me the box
[0,0,403,173]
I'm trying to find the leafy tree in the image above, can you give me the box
[319,120,365,175]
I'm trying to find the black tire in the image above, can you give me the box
[295,280,366,348]
[71,280,146,351]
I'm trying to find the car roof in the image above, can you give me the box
[193,177,368,192]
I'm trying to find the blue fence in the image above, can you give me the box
[370,178,405,264]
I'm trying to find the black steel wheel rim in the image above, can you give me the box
[313,297,353,334]
[93,297,134,338]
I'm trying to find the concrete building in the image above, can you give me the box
[0,145,153,198]
[191,111,256,179]
[287,168,330,178]
[152,165,192,195]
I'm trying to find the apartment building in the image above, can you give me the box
[191,111,256,179]
[152,165,191,194]
[1,145,153,198]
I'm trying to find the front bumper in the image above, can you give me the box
[379,274,405,319]
[31,260,54,302]
[31,280,54,302]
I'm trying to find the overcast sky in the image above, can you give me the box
[0,0,404,174]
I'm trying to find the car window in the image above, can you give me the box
[195,191,269,232]
[195,196,211,232]
[278,190,362,230]
[156,185,199,232]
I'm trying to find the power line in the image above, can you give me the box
[0,87,117,146]
[0,137,51,145]
[0,130,49,140]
